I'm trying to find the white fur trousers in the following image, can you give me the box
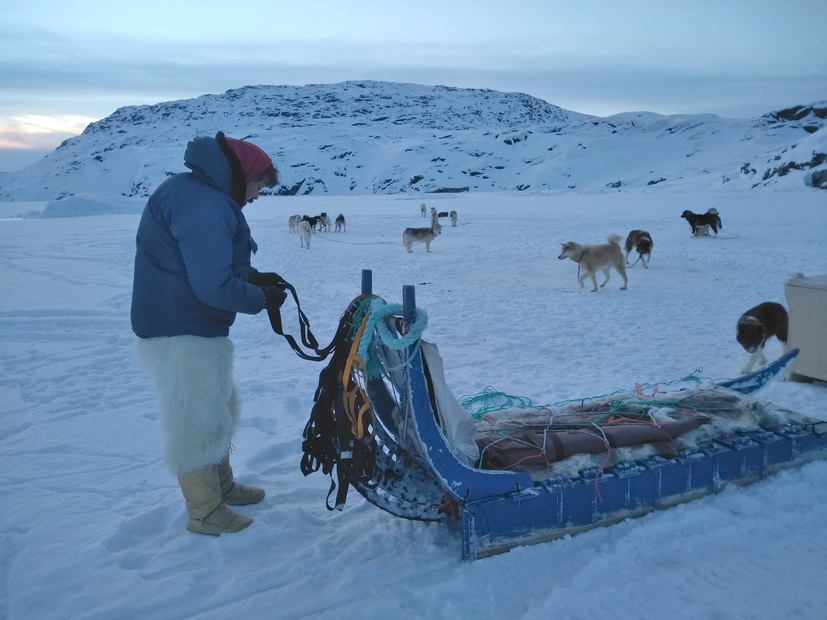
[135,335,240,474]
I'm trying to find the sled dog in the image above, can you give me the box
[450,210,458,227]
[318,212,331,232]
[403,225,441,253]
[299,220,313,249]
[681,208,722,237]
[430,208,439,229]
[302,215,320,231]
[288,214,302,233]
[737,302,789,374]
[624,230,653,268]
[335,214,346,232]
[420,203,427,217]
[558,234,628,292]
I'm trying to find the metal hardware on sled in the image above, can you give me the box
[326,270,827,561]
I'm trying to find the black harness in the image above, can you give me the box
[265,285,378,511]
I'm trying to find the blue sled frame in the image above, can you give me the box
[358,272,826,561]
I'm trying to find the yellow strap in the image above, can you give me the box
[342,316,373,439]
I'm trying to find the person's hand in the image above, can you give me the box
[249,271,285,287]
[264,286,287,310]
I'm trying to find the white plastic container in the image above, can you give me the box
[784,273,827,382]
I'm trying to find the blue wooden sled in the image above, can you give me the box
[351,273,825,560]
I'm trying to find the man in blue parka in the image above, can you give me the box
[132,131,286,535]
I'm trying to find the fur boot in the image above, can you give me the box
[218,454,265,506]
[177,464,252,535]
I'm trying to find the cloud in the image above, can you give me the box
[0,115,96,149]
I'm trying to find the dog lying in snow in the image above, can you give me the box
[624,230,653,268]
[737,302,789,374]
[403,225,441,253]
[558,234,628,292]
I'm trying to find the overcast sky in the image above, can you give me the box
[1,0,825,171]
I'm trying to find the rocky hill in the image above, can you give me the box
[1,81,825,201]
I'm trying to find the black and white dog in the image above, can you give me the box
[624,230,653,268]
[335,214,346,232]
[681,208,722,237]
[736,302,789,374]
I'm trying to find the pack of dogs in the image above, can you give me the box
[288,211,346,249]
[286,201,783,376]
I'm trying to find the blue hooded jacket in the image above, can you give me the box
[131,135,267,338]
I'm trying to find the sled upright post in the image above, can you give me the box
[361,269,372,295]
[403,285,416,323]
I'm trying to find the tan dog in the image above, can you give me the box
[558,234,628,292]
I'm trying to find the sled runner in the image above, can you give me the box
[301,271,827,561]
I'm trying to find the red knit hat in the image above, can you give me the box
[223,136,273,184]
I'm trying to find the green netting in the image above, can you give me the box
[459,368,711,420]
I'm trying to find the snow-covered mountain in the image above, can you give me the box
[1,81,825,201]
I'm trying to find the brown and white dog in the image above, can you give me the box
[558,234,628,292]
[624,230,653,268]
[736,302,789,374]
[681,208,722,237]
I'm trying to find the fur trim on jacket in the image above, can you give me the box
[135,335,240,474]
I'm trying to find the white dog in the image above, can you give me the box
[288,214,301,233]
[558,234,628,292]
[450,210,458,227]
[299,220,313,249]
[420,203,427,217]
[403,225,441,253]
[318,213,331,232]
[430,207,439,229]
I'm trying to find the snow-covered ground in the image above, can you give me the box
[1,189,826,619]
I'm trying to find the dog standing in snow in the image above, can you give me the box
[288,214,301,233]
[420,203,427,217]
[318,212,331,232]
[681,208,722,237]
[335,214,346,232]
[299,220,313,249]
[558,234,628,292]
[450,210,458,227]
[624,230,653,268]
[736,302,789,374]
[403,224,441,253]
